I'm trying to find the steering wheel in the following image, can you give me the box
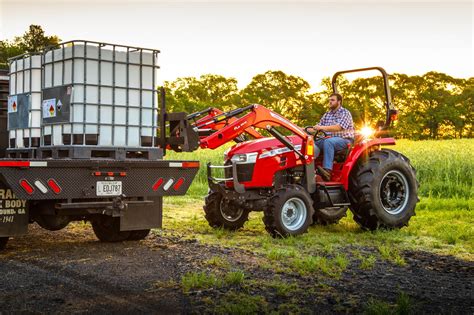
[304,126,328,140]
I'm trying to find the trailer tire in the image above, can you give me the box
[263,184,314,237]
[203,190,249,230]
[128,229,151,241]
[0,237,8,250]
[312,206,347,225]
[349,149,419,230]
[91,215,131,242]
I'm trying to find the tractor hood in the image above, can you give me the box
[225,136,303,161]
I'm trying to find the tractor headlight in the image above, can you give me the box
[231,152,258,164]
[360,126,376,139]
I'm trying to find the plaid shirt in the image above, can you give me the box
[318,106,355,139]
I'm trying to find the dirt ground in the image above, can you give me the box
[0,223,473,314]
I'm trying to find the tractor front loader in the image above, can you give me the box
[179,67,419,237]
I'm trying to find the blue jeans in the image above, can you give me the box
[314,137,352,170]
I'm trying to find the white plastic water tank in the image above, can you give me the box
[8,54,42,148]
[41,41,159,147]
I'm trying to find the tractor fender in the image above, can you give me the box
[338,138,396,189]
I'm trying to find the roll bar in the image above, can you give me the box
[331,67,398,130]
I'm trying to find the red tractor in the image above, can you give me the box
[182,67,419,237]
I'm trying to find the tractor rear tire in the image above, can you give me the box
[349,149,419,230]
[263,184,314,237]
[312,206,347,225]
[91,215,131,242]
[203,190,249,230]
[0,237,8,250]
[128,229,151,241]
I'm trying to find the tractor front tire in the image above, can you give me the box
[128,229,151,241]
[312,206,347,225]
[0,237,8,250]
[203,190,249,230]
[91,215,131,242]
[349,149,419,230]
[263,185,314,237]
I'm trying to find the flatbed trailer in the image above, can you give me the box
[0,52,200,249]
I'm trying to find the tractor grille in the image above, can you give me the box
[224,161,254,182]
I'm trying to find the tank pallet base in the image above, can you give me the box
[6,146,163,160]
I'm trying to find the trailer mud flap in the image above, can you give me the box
[0,182,28,237]
[120,197,162,231]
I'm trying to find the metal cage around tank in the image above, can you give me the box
[7,52,43,149]
[40,40,160,149]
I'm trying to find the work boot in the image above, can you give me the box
[317,166,332,181]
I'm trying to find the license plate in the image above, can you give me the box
[96,181,122,196]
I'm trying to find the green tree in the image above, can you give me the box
[164,74,239,114]
[0,24,60,69]
[241,70,312,125]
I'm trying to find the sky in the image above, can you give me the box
[0,0,472,91]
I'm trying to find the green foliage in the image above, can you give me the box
[213,292,268,314]
[204,256,231,269]
[181,271,222,292]
[359,254,377,270]
[377,245,406,266]
[224,270,245,286]
[164,69,472,140]
[164,74,239,113]
[0,25,60,69]
[364,292,415,315]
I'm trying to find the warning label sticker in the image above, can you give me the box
[8,96,18,113]
[42,98,56,118]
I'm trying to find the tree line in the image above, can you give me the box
[2,25,472,139]
[165,71,473,139]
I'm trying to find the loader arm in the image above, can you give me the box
[199,105,314,162]
[191,107,264,140]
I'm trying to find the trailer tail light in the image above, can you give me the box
[119,172,127,177]
[152,178,164,191]
[173,178,185,190]
[163,178,174,191]
[47,179,62,194]
[182,162,200,168]
[169,162,200,168]
[20,179,34,195]
[34,180,48,194]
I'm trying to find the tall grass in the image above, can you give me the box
[394,139,473,199]
[165,139,474,200]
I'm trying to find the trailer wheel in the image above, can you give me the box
[263,185,314,237]
[91,215,131,242]
[203,190,249,230]
[312,206,347,225]
[128,229,151,241]
[349,149,419,230]
[0,237,8,250]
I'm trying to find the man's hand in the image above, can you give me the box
[314,125,324,131]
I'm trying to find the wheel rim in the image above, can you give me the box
[379,170,410,215]
[281,197,307,231]
[220,199,244,222]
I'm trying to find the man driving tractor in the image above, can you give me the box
[312,93,355,181]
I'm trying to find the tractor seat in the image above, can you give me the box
[334,141,353,163]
